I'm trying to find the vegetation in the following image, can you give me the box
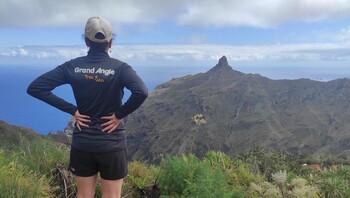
[0,151,48,198]
[2,122,350,197]
[3,137,350,198]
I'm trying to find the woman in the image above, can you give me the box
[27,16,148,198]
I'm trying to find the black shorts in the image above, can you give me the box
[69,148,128,180]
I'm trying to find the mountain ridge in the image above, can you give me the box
[126,56,350,161]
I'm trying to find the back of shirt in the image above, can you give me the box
[27,51,148,152]
[67,55,124,119]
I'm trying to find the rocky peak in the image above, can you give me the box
[213,55,231,70]
[218,55,229,66]
[206,55,235,75]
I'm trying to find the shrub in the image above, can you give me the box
[0,150,48,198]
[229,159,264,189]
[248,171,319,198]
[157,154,201,196]
[157,153,232,197]
[125,161,160,197]
[238,147,303,181]
[315,166,350,197]
[289,177,319,198]
[182,160,228,198]
[248,181,281,198]
[204,150,232,170]
[18,138,69,175]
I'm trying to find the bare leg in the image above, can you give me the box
[101,179,124,198]
[75,175,97,198]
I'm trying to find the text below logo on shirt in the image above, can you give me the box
[74,67,115,76]
[84,75,105,83]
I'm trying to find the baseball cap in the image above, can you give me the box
[85,16,112,43]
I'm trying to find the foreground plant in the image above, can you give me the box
[0,151,48,198]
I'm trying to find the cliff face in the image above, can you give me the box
[125,56,350,161]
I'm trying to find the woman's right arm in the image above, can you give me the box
[27,64,78,115]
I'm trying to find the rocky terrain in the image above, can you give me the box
[125,56,350,161]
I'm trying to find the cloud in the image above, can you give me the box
[1,0,350,28]
[177,0,350,27]
[0,0,184,27]
[339,27,350,41]
[0,46,86,59]
[1,43,349,67]
[115,43,350,63]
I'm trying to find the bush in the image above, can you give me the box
[157,154,200,196]
[229,159,264,189]
[0,151,48,198]
[182,160,228,198]
[238,147,303,181]
[124,161,160,197]
[204,150,232,170]
[18,138,69,175]
[248,171,318,198]
[315,166,350,197]
[157,153,232,197]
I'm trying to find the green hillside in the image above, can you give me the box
[2,120,350,197]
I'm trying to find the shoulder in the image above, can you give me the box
[58,57,83,67]
[108,58,134,72]
[108,57,128,67]
[67,56,86,65]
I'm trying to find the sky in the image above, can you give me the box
[1,0,350,81]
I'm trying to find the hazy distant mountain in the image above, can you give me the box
[126,56,350,161]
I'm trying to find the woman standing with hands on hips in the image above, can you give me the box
[27,16,148,198]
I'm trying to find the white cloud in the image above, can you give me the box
[1,43,349,67]
[339,27,350,41]
[0,0,350,28]
[18,48,28,56]
[177,0,350,27]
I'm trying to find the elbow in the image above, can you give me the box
[27,85,41,98]
[143,89,148,99]
[27,86,35,97]
[140,89,148,102]
[130,87,148,103]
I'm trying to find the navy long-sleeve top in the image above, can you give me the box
[27,50,148,152]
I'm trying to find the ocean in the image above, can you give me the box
[1,67,74,133]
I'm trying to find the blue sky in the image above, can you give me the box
[1,0,350,81]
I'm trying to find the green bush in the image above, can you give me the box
[204,150,232,170]
[157,154,200,196]
[229,159,264,189]
[247,181,281,198]
[182,160,228,198]
[315,166,350,197]
[238,147,303,181]
[124,161,160,197]
[248,171,318,198]
[18,138,69,175]
[0,151,48,198]
[157,153,233,197]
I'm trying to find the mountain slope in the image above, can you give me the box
[0,120,42,150]
[127,56,350,161]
